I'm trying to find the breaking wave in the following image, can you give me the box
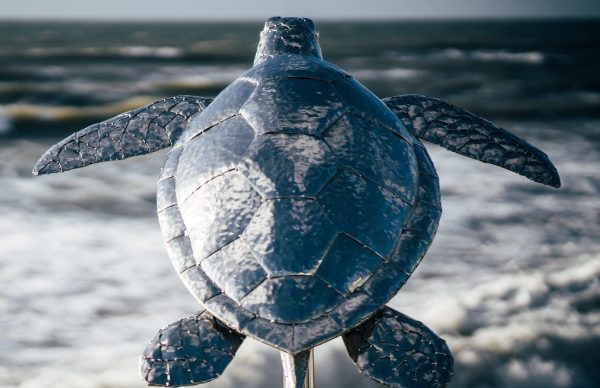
[421,256,600,388]
[471,49,545,64]
[430,48,546,64]
[351,67,424,81]
[117,46,183,58]
[23,46,185,59]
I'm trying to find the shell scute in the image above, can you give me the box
[164,235,195,273]
[237,134,337,198]
[244,317,294,350]
[317,169,413,258]
[243,54,348,82]
[176,115,255,202]
[327,291,380,330]
[389,231,431,275]
[204,294,256,330]
[178,78,257,145]
[241,198,338,276]
[240,275,343,324]
[179,171,262,264]
[315,233,383,295]
[200,239,268,303]
[179,266,221,303]
[240,77,346,136]
[292,315,342,350]
[323,113,418,202]
[359,264,410,305]
[332,77,414,143]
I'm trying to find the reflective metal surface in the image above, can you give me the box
[322,114,418,202]
[163,88,420,352]
[200,239,267,302]
[240,78,346,136]
[315,234,382,295]
[241,198,338,276]
[383,94,561,187]
[343,306,454,388]
[178,79,257,146]
[176,115,256,201]
[317,169,412,258]
[238,134,337,198]
[140,310,245,386]
[179,171,261,264]
[254,17,322,66]
[33,15,563,388]
[33,96,211,175]
[332,77,413,143]
[245,54,347,83]
[281,350,312,388]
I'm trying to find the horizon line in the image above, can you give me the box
[1,15,599,23]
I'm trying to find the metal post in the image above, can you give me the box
[281,349,314,388]
[307,348,315,388]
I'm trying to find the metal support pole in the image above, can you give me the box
[307,348,315,388]
[281,349,315,388]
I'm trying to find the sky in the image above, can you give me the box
[2,0,600,20]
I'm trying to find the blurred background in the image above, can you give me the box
[1,1,599,387]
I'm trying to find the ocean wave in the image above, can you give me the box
[0,107,11,135]
[149,67,244,90]
[350,67,424,81]
[15,46,546,65]
[23,46,184,59]
[0,139,164,217]
[421,90,600,119]
[117,46,183,58]
[2,98,159,123]
[403,255,600,388]
[434,48,544,64]
[471,49,545,64]
[0,63,243,95]
[393,48,546,65]
[17,45,251,61]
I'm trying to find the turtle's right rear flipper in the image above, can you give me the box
[140,310,245,387]
[343,306,453,388]
[33,96,212,176]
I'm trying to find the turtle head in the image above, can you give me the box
[253,17,322,65]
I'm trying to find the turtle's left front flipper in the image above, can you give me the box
[140,310,245,387]
[33,95,212,176]
[383,94,560,188]
[343,306,453,388]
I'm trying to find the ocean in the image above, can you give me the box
[0,19,599,387]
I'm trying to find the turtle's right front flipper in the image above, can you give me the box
[343,306,453,388]
[33,96,212,175]
[140,310,245,387]
[383,94,560,188]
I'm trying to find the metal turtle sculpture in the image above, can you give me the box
[33,17,560,388]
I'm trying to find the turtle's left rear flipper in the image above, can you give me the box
[383,94,560,188]
[33,96,212,176]
[343,306,453,388]
[140,310,245,387]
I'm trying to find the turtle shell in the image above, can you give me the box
[156,54,442,353]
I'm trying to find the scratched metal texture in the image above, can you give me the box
[157,52,436,354]
[343,306,453,388]
[140,310,245,386]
